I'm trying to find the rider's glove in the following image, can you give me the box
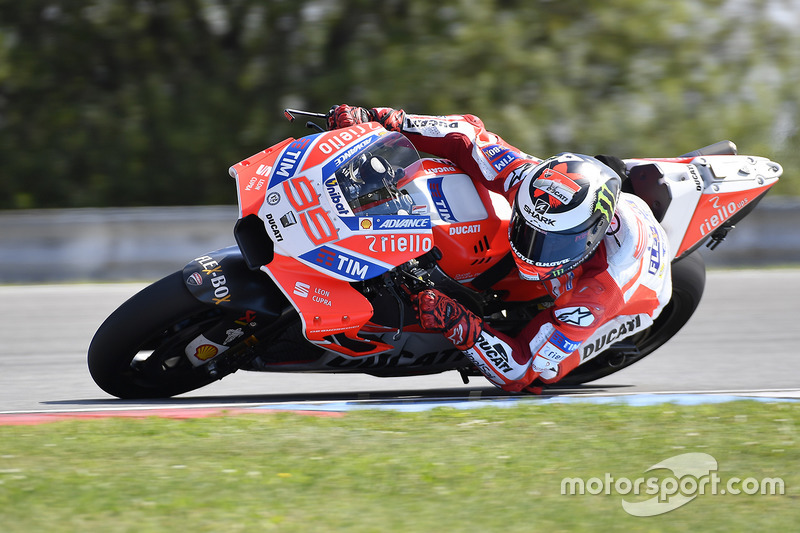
[370,107,405,132]
[414,289,482,351]
[327,104,374,130]
[327,104,405,132]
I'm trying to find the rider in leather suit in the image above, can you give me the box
[328,105,672,392]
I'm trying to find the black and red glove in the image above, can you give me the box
[371,107,405,132]
[327,104,405,132]
[414,289,482,350]
[327,104,374,130]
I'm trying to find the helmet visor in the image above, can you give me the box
[508,206,595,269]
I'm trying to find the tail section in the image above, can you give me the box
[625,148,782,261]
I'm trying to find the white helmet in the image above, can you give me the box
[509,153,622,280]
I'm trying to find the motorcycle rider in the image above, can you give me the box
[327,105,672,392]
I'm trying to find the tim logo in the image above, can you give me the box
[270,137,312,187]
[428,177,457,222]
[299,247,384,281]
[312,248,336,267]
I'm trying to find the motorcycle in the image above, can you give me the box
[88,110,783,399]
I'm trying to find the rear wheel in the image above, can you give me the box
[88,271,225,399]
[553,252,706,386]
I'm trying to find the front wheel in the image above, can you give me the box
[88,271,225,399]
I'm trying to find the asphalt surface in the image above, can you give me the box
[1,268,799,414]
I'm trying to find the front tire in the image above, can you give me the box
[88,271,223,399]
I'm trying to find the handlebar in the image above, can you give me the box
[284,108,327,132]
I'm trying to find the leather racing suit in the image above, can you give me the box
[344,107,672,391]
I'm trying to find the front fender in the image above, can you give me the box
[182,246,289,319]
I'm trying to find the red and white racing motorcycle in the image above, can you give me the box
[88,111,782,398]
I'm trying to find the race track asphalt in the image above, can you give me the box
[1,267,798,414]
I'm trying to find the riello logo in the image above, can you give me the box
[366,234,433,253]
[699,196,748,236]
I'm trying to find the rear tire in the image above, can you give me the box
[554,252,706,386]
[88,271,223,399]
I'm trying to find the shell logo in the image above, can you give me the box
[359,218,373,230]
[194,344,219,361]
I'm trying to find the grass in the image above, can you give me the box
[0,401,797,532]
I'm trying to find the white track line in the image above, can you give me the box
[1,388,798,415]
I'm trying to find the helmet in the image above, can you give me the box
[508,153,622,281]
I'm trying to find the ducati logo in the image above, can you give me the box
[533,162,582,208]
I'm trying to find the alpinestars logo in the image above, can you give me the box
[505,162,536,191]
[447,324,465,346]
[555,306,595,327]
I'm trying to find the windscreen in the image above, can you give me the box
[332,132,420,216]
